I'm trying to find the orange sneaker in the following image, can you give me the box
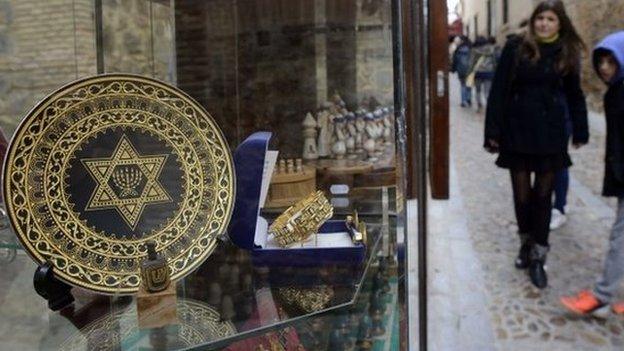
[612,301,624,315]
[560,290,606,315]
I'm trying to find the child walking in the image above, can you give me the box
[560,31,624,315]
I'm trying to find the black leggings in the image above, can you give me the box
[510,170,556,246]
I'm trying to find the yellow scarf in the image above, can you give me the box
[537,32,560,44]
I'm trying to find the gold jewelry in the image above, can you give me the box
[276,285,334,313]
[269,191,333,247]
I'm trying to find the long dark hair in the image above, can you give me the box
[521,0,585,74]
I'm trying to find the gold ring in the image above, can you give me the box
[269,191,333,247]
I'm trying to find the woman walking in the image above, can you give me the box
[484,0,588,288]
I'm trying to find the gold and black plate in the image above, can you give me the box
[3,74,235,294]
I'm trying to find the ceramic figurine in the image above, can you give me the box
[355,111,366,152]
[229,265,240,290]
[296,158,303,172]
[374,111,385,154]
[363,138,377,162]
[331,92,345,108]
[371,309,385,336]
[241,273,253,294]
[218,263,231,281]
[316,110,331,157]
[321,101,334,110]
[382,107,393,145]
[345,113,357,159]
[302,112,319,160]
[208,282,222,306]
[286,159,294,173]
[220,295,236,321]
[364,113,378,162]
[332,116,347,160]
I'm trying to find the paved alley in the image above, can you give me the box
[428,77,624,350]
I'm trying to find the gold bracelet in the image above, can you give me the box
[269,190,333,247]
[276,285,334,313]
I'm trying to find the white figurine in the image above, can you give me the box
[316,110,331,157]
[382,107,393,145]
[345,113,358,159]
[302,112,319,160]
[355,112,366,152]
[364,113,378,161]
[332,116,347,160]
[363,138,377,162]
[372,110,385,153]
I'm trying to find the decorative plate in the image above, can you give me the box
[3,74,235,294]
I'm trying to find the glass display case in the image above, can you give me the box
[0,0,407,350]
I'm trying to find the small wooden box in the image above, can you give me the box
[265,165,316,208]
[137,282,177,329]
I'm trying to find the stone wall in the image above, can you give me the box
[0,0,174,138]
[562,0,624,110]
[0,0,97,137]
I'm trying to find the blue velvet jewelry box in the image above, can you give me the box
[227,132,367,268]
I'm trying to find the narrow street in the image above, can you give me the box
[428,77,624,350]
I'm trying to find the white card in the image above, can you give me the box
[259,150,278,209]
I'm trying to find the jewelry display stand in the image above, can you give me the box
[229,132,367,269]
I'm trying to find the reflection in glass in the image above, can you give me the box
[101,0,175,83]
[0,0,96,136]
[57,299,236,351]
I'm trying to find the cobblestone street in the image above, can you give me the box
[428,77,624,350]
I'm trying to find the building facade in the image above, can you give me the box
[459,0,533,42]
[459,0,624,108]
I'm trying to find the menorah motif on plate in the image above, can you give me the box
[112,166,143,197]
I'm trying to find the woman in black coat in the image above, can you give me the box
[484,0,588,288]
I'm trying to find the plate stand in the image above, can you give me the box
[33,262,74,311]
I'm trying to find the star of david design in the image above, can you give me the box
[82,135,172,229]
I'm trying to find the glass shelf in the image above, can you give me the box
[0,219,386,350]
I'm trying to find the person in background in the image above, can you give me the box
[452,35,473,107]
[484,0,588,289]
[550,148,570,229]
[560,31,624,316]
[470,36,498,112]
[449,35,461,58]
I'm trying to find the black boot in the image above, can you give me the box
[514,233,532,269]
[528,244,549,289]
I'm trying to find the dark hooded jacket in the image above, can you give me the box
[484,37,589,154]
[452,42,473,80]
[593,32,624,197]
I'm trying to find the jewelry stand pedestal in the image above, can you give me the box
[137,282,178,329]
